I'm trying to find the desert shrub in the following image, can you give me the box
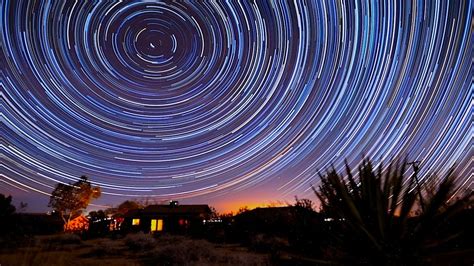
[35,234,83,252]
[156,234,187,245]
[44,234,82,245]
[249,234,289,253]
[108,231,124,240]
[216,253,270,266]
[145,239,214,265]
[0,234,38,250]
[85,243,122,258]
[40,234,83,251]
[0,248,78,265]
[124,232,156,251]
[144,238,270,266]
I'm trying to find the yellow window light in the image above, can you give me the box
[157,219,163,231]
[150,219,157,231]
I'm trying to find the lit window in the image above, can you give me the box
[150,219,163,231]
[150,219,156,231]
[157,219,163,231]
[132,218,140,225]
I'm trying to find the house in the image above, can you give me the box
[65,215,89,232]
[232,206,321,247]
[122,201,212,234]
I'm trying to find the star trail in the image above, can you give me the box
[1,1,472,211]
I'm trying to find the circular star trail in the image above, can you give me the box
[1,1,472,204]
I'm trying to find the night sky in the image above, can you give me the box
[1,1,472,213]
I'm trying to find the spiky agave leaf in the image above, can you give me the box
[315,159,471,265]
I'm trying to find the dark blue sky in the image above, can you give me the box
[1,1,472,213]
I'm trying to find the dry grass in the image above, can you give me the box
[144,239,269,265]
[0,234,269,266]
[0,246,138,266]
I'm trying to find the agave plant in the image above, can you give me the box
[314,159,473,265]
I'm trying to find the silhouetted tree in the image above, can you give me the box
[293,196,314,211]
[0,194,16,218]
[237,206,250,215]
[314,159,473,265]
[89,210,107,220]
[18,202,28,213]
[136,197,163,207]
[88,210,110,236]
[209,206,219,219]
[116,200,143,215]
[0,194,16,237]
[49,176,101,231]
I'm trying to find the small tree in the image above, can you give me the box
[116,200,143,215]
[0,194,17,237]
[18,202,28,213]
[294,196,315,211]
[49,176,101,231]
[208,206,219,220]
[0,194,16,218]
[89,210,107,221]
[236,206,250,215]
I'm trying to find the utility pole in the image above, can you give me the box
[408,161,425,212]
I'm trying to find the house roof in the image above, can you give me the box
[235,206,319,220]
[125,204,211,217]
[143,204,210,214]
[70,215,89,222]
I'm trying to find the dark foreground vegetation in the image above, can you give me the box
[313,159,473,265]
[1,159,472,265]
[0,233,269,265]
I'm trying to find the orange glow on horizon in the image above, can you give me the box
[215,200,289,214]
